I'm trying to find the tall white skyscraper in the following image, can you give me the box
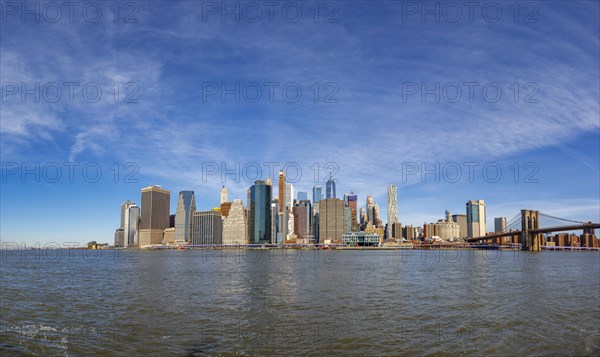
[124,204,140,247]
[467,199,486,238]
[387,184,398,239]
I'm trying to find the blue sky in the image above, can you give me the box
[1,1,599,245]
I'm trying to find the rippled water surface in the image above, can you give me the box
[1,249,599,356]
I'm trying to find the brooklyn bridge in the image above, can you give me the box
[467,210,600,251]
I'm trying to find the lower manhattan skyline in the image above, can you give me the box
[1,1,599,246]
[1,1,599,356]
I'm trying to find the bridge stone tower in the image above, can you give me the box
[521,210,541,251]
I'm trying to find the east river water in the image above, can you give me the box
[1,249,598,356]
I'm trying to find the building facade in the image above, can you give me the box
[293,200,312,243]
[174,191,195,244]
[312,186,323,204]
[466,199,486,238]
[387,184,399,238]
[494,217,507,233]
[452,214,467,239]
[124,204,140,247]
[139,186,170,246]
[318,198,345,244]
[192,210,223,245]
[326,176,336,199]
[222,199,247,245]
[248,180,272,244]
[297,191,308,201]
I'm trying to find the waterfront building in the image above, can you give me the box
[391,222,403,241]
[222,199,247,245]
[494,217,507,233]
[192,210,222,245]
[139,185,170,246]
[174,191,195,244]
[318,198,345,243]
[124,204,140,247]
[342,232,380,246]
[163,227,175,245]
[114,228,124,247]
[120,200,135,227]
[404,225,416,241]
[466,199,486,238]
[434,219,461,241]
[365,223,385,244]
[248,180,272,244]
[452,214,467,239]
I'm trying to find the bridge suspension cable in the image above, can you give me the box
[538,212,586,224]
[504,213,522,232]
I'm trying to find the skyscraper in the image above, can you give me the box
[192,210,222,245]
[359,207,367,226]
[452,214,467,239]
[248,180,272,244]
[278,171,287,240]
[286,183,294,238]
[124,204,140,247]
[344,192,358,231]
[466,199,486,238]
[312,186,323,204]
[318,198,345,244]
[297,191,308,201]
[220,186,228,204]
[278,170,286,214]
[222,199,247,245]
[293,200,312,243]
[373,203,383,227]
[344,207,352,233]
[139,185,170,246]
[115,200,135,246]
[326,175,336,199]
[494,217,507,233]
[174,191,195,244]
[271,200,280,244]
[120,200,135,227]
[366,195,374,224]
[387,185,398,238]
